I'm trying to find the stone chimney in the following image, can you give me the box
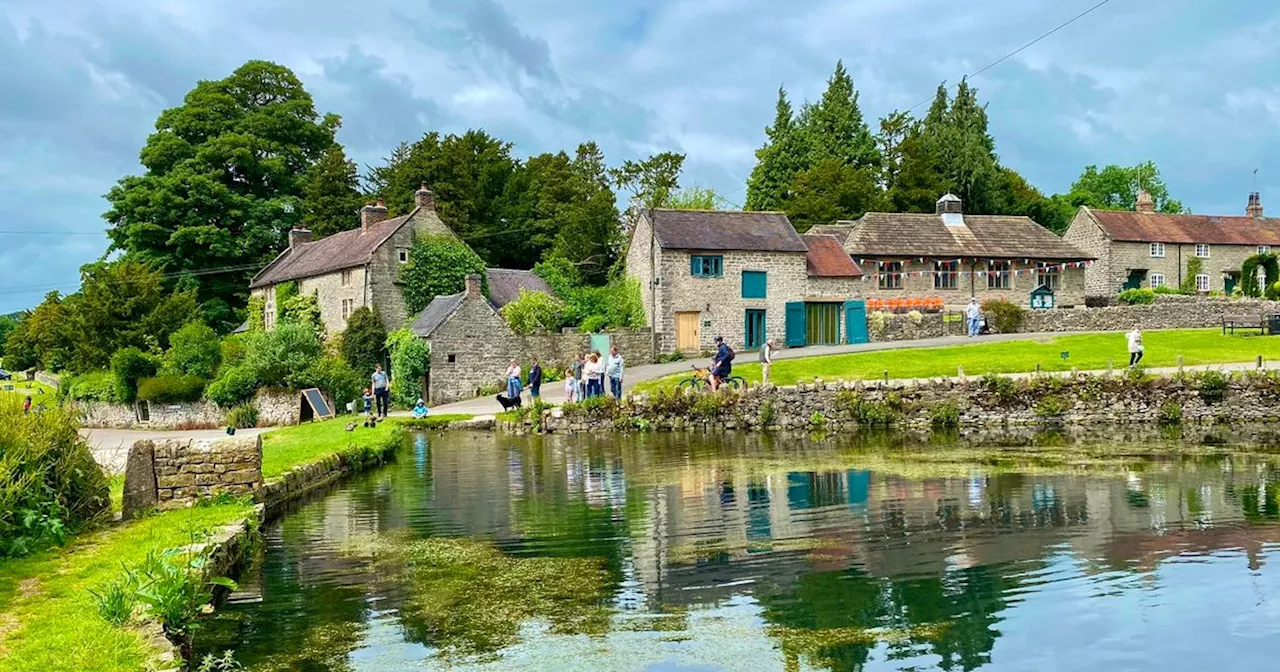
[1136,189,1155,214]
[1248,192,1264,218]
[415,183,435,211]
[288,228,313,249]
[360,200,389,233]
[464,273,483,300]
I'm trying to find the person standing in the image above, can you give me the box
[564,367,578,402]
[607,346,625,399]
[759,339,774,385]
[1127,328,1144,368]
[529,359,543,401]
[966,298,982,337]
[23,395,31,415]
[505,359,523,400]
[571,353,585,401]
[586,352,604,398]
[371,364,391,418]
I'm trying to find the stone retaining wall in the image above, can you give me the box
[75,389,302,430]
[257,430,401,514]
[123,435,263,518]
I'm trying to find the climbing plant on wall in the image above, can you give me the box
[1240,254,1280,298]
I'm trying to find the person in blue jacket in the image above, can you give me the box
[711,336,734,391]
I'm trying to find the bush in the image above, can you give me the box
[1197,370,1229,403]
[0,405,109,558]
[110,347,161,404]
[564,280,646,332]
[204,365,260,407]
[224,404,259,429]
[980,299,1025,333]
[1181,258,1204,295]
[162,322,222,379]
[1035,395,1068,419]
[1118,288,1156,305]
[279,291,322,335]
[243,323,324,388]
[298,356,363,412]
[930,402,961,428]
[340,307,387,374]
[387,328,431,407]
[980,373,1019,405]
[137,375,207,403]
[62,371,117,403]
[399,235,488,315]
[657,351,685,364]
[501,289,569,335]
[1157,400,1183,425]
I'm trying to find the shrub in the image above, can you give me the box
[204,365,260,407]
[657,351,685,364]
[62,371,117,403]
[220,336,247,369]
[0,405,109,558]
[501,289,569,335]
[1197,370,1229,403]
[532,256,582,296]
[980,299,1025,333]
[930,402,961,428]
[1035,395,1068,419]
[387,329,431,408]
[245,296,265,332]
[298,356,364,412]
[809,411,827,427]
[1181,258,1204,294]
[279,292,322,335]
[758,400,776,426]
[243,323,324,388]
[137,375,207,404]
[400,235,488,315]
[340,307,387,374]
[110,347,161,404]
[162,321,221,379]
[224,404,259,429]
[979,373,1018,405]
[835,390,899,425]
[1157,400,1183,425]
[868,311,889,336]
[1117,288,1156,305]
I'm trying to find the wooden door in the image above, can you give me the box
[675,312,700,351]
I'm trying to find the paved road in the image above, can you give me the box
[82,427,266,475]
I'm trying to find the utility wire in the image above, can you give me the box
[906,0,1116,112]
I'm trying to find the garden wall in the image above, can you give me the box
[123,435,262,518]
[75,389,301,430]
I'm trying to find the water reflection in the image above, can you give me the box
[201,430,1280,671]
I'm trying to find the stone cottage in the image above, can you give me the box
[813,194,1092,309]
[249,184,455,333]
[625,209,864,354]
[1064,190,1280,298]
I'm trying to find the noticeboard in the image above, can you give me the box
[301,388,334,420]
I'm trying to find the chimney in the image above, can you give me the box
[464,273,483,300]
[360,200,389,232]
[415,183,435,211]
[288,228,313,249]
[1248,192,1264,218]
[1136,189,1155,214]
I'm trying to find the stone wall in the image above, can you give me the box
[1063,209,1113,298]
[528,369,1280,434]
[34,371,61,390]
[1021,296,1280,333]
[866,311,962,342]
[76,388,302,430]
[855,258,1087,308]
[123,435,262,517]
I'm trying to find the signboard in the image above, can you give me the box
[301,388,334,421]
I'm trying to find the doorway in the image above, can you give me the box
[675,312,701,352]
[1123,269,1147,291]
[805,303,840,346]
[744,309,766,350]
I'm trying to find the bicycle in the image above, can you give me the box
[678,365,746,391]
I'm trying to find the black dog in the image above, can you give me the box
[496,393,523,411]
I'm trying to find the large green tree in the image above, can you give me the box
[799,60,880,170]
[548,143,623,285]
[782,160,880,232]
[301,144,364,238]
[103,61,340,331]
[745,87,807,211]
[1064,161,1185,213]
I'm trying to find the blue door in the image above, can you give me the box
[785,302,806,347]
[744,309,766,349]
[844,300,868,344]
[590,333,611,356]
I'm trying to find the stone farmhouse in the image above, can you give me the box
[813,194,1093,309]
[625,209,865,354]
[1064,190,1280,298]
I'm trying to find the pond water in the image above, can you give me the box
[200,429,1280,671]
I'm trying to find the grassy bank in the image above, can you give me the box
[636,329,1280,391]
[0,379,54,407]
[258,414,471,479]
[0,503,251,672]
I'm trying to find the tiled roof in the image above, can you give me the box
[800,235,863,277]
[807,224,854,246]
[841,212,1093,260]
[486,268,555,308]
[1087,207,1280,245]
[409,292,466,339]
[249,212,414,288]
[649,209,808,253]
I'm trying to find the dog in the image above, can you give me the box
[496,393,523,411]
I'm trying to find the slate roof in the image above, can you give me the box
[486,268,555,308]
[409,292,466,339]
[249,213,413,288]
[800,235,863,277]
[840,212,1093,260]
[649,209,808,253]
[1086,207,1280,245]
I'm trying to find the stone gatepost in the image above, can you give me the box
[122,435,264,519]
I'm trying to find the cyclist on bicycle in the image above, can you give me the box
[711,336,734,391]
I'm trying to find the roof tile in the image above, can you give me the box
[649,209,808,252]
[841,212,1092,260]
[250,213,412,288]
[1089,208,1280,245]
[486,268,556,308]
[800,235,863,277]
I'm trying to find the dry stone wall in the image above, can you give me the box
[75,389,301,430]
[123,435,262,517]
[1021,296,1280,333]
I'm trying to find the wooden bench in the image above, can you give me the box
[1223,314,1267,335]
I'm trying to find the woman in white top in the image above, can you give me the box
[1127,329,1144,368]
[505,360,522,399]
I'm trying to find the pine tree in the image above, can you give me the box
[745,87,806,211]
[800,61,880,169]
[301,144,363,238]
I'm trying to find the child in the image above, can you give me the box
[564,368,577,402]
[412,398,429,418]
[362,388,374,416]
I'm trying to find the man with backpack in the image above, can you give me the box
[711,336,735,391]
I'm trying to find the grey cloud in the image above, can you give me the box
[427,0,558,82]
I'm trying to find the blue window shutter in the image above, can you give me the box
[742,271,767,298]
[690,256,700,276]
[785,302,806,347]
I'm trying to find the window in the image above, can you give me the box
[1196,274,1210,292]
[933,260,959,289]
[1149,273,1165,288]
[341,269,353,287]
[741,270,767,298]
[987,260,1011,289]
[1036,262,1060,290]
[398,249,409,264]
[1150,242,1165,258]
[263,294,275,330]
[447,354,457,363]
[1260,245,1272,255]
[691,255,724,278]
[878,261,903,289]
[341,299,355,320]
[1195,244,1211,258]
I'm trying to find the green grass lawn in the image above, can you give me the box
[258,414,472,479]
[0,503,251,672]
[0,379,55,408]
[636,329,1280,392]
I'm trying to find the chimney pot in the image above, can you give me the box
[1136,189,1155,214]
[360,201,389,233]
[288,228,313,249]
[415,183,436,211]
[1248,192,1264,219]
[464,273,483,299]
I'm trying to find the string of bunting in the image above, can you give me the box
[854,259,1092,281]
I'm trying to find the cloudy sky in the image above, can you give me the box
[3,0,1279,313]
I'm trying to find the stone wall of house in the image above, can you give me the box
[854,258,1087,308]
[123,435,262,516]
[1063,209,1113,298]
[76,389,303,430]
[530,370,1280,434]
[1104,240,1257,295]
[626,212,658,348]
[1021,296,1280,333]
[368,205,458,331]
[297,266,367,334]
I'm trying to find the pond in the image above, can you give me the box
[199,429,1280,671]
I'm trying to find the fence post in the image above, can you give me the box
[958,366,964,378]
[1178,355,1184,372]
[1258,355,1264,369]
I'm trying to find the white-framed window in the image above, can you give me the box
[1150,273,1165,289]
[987,260,1011,289]
[1036,262,1060,290]
[1195,274,1211,292]
[1195,244,1211,258]
[878,261,903,290]
[1150,242,1165,258]
[341,298,354,320]
[1259,245,1272,255]
[398,249,409,264]
[934,260,959,290]
[341,269,353,287]
[263,293,276,330]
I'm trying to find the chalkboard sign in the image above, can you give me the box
[301,388,334,421]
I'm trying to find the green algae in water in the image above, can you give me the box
[770,623,951,671]
[246,621,364,672]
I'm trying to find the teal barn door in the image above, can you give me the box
[785,302,806,347]
[844,300,868,344]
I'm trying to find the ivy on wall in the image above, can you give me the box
[1241,254,1280,298]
